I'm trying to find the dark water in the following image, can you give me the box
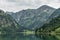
[0,34,60,40]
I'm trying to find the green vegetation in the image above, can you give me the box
[21,31,35,35]
[0,10,22,34]
[55,27,60,33]
[35,8,60,34]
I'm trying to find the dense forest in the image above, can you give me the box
[0,10,25,34]
[35,8,60,34]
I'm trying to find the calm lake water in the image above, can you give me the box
[0,33,60,40]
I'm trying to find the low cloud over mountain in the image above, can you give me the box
[0,0,60,12]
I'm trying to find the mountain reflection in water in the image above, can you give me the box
[0,33,60,40]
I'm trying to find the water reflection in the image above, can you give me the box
[0,33,60,40]
[35,34,59,40]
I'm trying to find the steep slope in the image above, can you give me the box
[36,8,60,32]
[0,10,25,34]
[47,8,60,21]
[10,5,55,30]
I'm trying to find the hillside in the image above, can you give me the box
[0,10,25,34]
[10,5,55,30]
[35,8,60,33]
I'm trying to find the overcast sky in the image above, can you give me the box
[0,0,60,12]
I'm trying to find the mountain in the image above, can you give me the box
[35,8,60,33]
[6,12,14,15]
[10,5,56,30]
[47,8,60,21]
[0,10,25,34]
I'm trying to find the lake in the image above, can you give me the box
[0,33,60,40]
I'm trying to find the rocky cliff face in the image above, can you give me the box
[0,10,24,33]
[10,5,56,30]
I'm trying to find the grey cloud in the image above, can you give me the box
[0,0,60,12]
[6,0,16,2]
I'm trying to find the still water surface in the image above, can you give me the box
[0,33,60,40]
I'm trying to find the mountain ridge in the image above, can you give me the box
[10,5,56,30]
[35,8,60,33]
[0,10,28,34]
